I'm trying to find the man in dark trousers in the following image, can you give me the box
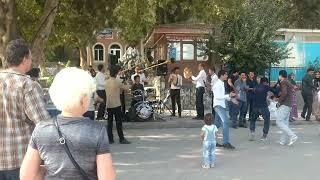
[301,68,315,121]
[169,67,183,117]
[246,71,258,122]
[106,67,131,144]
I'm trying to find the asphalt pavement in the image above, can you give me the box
[111,125,320,180]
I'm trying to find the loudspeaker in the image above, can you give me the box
[156,60,168,76]
[109,54,118,66]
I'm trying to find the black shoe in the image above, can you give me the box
[306,118,311,121]
[193,116,203,120]
[171,114,176,117]
[301,114,306,119]
[232,125,238,129]
[109,140,115,144]
[119,139,131,144]
[239,124,247,128]
[223,143,235,150]
[179,114,182,118]
[216,143,223,147]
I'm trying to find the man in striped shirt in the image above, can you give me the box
[0,39,50,179]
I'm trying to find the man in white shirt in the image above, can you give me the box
[131,66,147,86]
[191,63,206,120]
[212,70,236,149]
[169,67,183,117]
[95,64,106,120]
[208,67,218,115]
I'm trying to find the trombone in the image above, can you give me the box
[121,58,175,73]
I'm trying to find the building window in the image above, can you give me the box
[167,42,181,61]
[94,44,104,61]
[182,43,194,60]
[109,44,122,61]
[196,43,208,61]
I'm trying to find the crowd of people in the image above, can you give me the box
[1,38,320,178]
[183,64,304,169]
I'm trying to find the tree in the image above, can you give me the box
[205,0,289,74]
[0,0,18,67]
[49,0,116,68]
[0,0,59,68]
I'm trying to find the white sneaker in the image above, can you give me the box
[260,136,267,141]
[279,141,286,146]
[288,135,298,146]
[210,163,215,168]
[202,164,210,169]
[249,133,255,141]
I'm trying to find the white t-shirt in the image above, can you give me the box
[201,124,218,141]
[131,73,146,86]
[169,74,182,89]
[95,71,106,90]
[88,92,99,111]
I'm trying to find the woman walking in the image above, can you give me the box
[313,71,320,121]
[289,73,298,122]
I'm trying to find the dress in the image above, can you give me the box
[289,79,298,121]
[312,78,320,120]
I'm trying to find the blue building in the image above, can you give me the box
[270,29,320,82]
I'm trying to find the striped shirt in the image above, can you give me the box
[0,70,50,170]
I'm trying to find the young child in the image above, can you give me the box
[201,113,218,169]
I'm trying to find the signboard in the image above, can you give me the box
[97,28,113,39]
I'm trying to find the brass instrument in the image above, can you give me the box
[122,59,175,73]
[183,67,193,79]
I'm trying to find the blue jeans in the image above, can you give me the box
[203,141,216,166]
[250,107,270,135]
[214,105,230,144]
[0,168,20,180]
[229,101,240,126]
[196,87,205,118]
[239,100,248,125]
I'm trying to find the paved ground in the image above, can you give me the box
[111,125,320,180]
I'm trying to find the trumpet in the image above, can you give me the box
[121,58,175,73]
[183,67,193,79]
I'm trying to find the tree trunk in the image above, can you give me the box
[79,46,87,69]
[86,44,93,66]
[0,0,18,68]
[31,0,59,68]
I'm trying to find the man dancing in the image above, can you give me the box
[191,63,207,120]
[276,70,298,146]
[169,67,183,117]
[213,70,236,149]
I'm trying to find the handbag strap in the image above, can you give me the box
[52,118,90,180]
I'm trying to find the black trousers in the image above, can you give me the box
[170,89,182,116]
[96,90,106,119]
[0,168,20,180]
[83,111,95,120]
[107,106,125,141]
[247,95,254,121]
[196,87,205,118]
[120,91,126,114]
[302,93,313,120]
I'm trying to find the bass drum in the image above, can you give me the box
[134,101,153,121]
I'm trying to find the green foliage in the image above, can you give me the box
[205,0,289,74]
[113,0,157,45]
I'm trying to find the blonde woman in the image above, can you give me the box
[20,67,115,180]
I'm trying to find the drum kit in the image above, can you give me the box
[128,89,154,122]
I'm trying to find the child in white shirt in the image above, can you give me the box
[201,113,218,169]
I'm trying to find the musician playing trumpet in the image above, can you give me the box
[169,67,183,117]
